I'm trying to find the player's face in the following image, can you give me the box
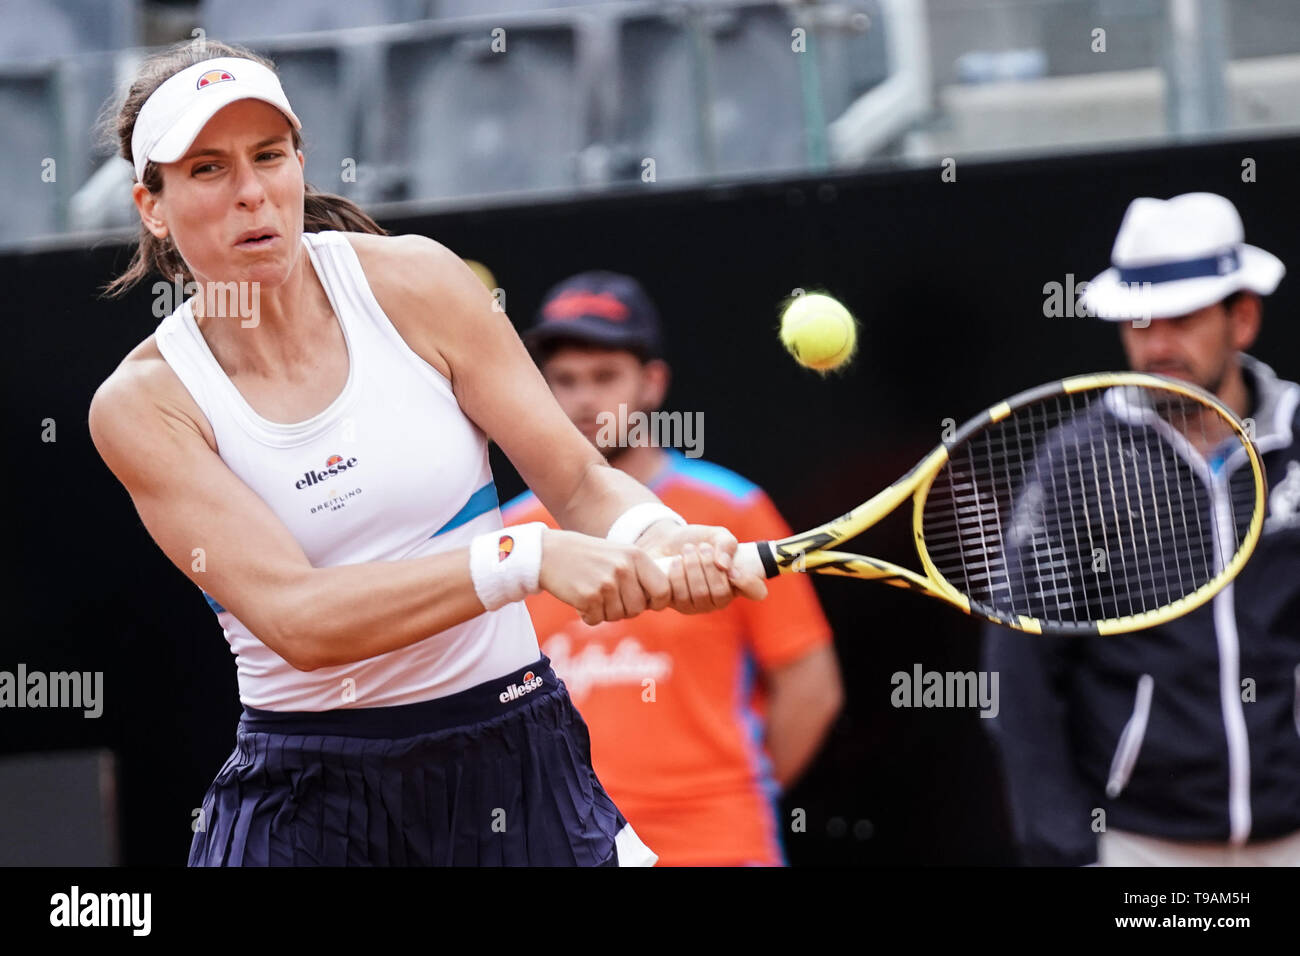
[1118,300,1245,395]
[541,345,659,458]
[146,99,305,291]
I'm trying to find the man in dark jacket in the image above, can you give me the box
[983,193,1300,865]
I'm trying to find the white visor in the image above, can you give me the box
[130,56,302,183]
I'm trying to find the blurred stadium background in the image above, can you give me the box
[8,0,1300,246]
[3,0,1300,865]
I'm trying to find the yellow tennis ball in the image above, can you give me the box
[779,293,857,372]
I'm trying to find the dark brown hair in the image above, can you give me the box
[103,40,386,298]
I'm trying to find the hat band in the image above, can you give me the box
[1117,247,1240,285]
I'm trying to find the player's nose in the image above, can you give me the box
[233,161,268,208]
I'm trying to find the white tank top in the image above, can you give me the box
[153,230,540,711]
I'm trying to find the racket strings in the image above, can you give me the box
[921,385,1256,627]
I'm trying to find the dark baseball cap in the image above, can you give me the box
[524,271,663,360]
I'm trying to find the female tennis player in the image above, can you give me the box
[88,41,767,867]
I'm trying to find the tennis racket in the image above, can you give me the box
[697,372,1266,635]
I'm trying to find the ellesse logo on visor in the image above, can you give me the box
[196,69,235,89]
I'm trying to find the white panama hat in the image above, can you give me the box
[1080,192,1284,322]
[130,56,301,183]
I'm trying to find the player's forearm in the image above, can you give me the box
[551,459,663,536]
[275,550,486,670]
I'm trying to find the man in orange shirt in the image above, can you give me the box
[503,271,844,866]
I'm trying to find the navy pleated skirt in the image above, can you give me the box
[188,657,650,866]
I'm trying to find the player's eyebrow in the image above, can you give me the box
[182,136,288,161]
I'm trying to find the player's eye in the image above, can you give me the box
[191,162,220,175]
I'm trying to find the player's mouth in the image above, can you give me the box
[234,229,280,249]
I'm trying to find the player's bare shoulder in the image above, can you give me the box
[89,336,217,483]
[343,231,459,298]
[341,231,491,383]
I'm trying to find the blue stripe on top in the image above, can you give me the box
[203,592,226,615]
[431,480,499,537]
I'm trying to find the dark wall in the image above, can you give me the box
[5,134,1298,865]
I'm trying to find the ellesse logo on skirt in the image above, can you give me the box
[499,670,544,704]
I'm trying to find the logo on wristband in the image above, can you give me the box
[498,535,515,561]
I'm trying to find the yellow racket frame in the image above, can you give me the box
[758,372,1267,636]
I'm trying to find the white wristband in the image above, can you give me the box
[605,502,687,545]
[470,522,545,611]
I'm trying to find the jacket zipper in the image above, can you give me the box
[1106,674,1154,798]
[1210,472,1252,844]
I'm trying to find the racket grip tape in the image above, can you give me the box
[651,541,777,579]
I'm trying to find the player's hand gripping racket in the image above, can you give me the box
[695,373,1266,635]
